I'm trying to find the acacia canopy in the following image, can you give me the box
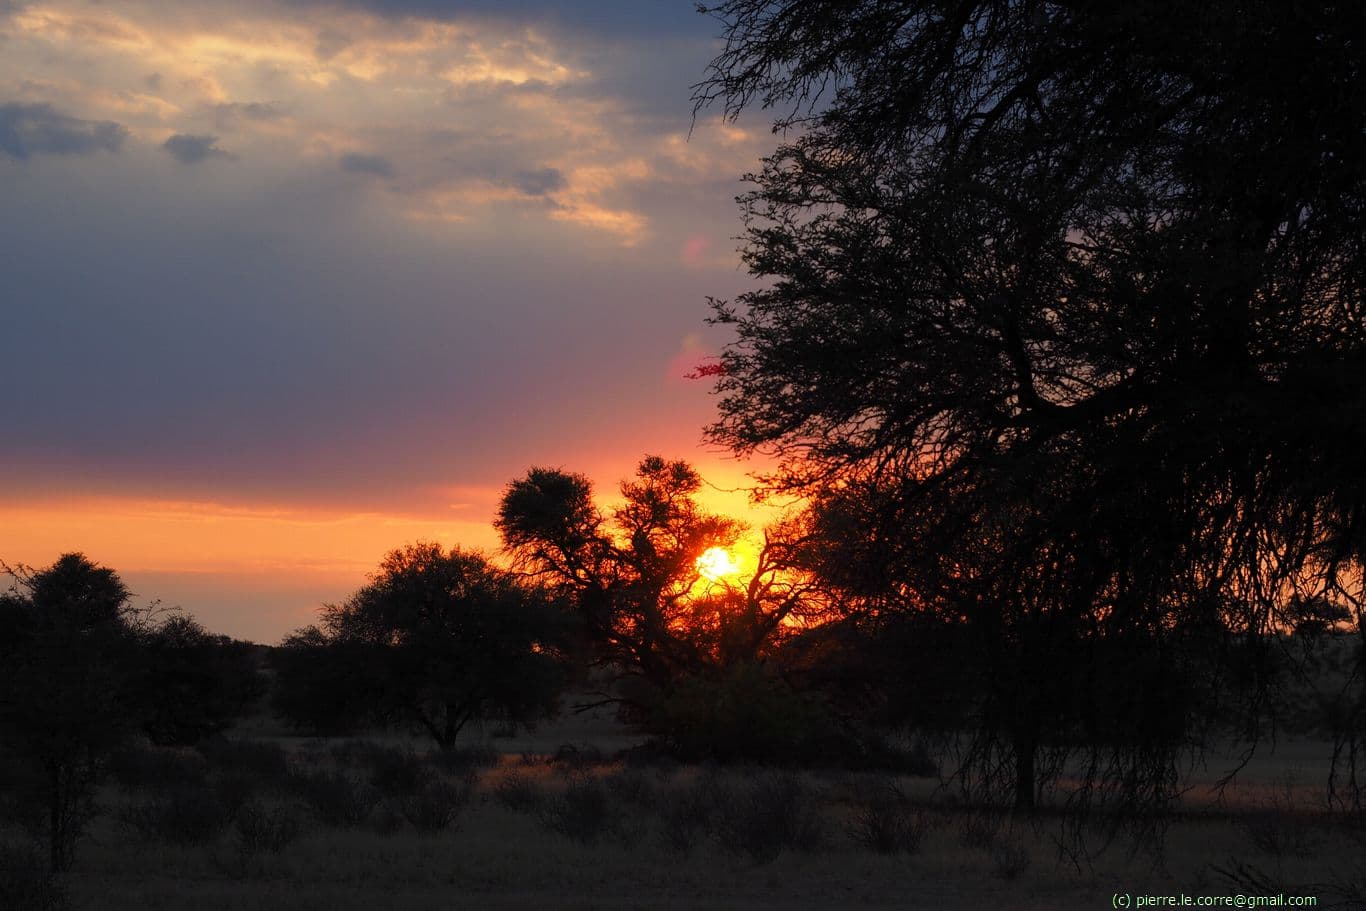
[696,0,1365,643]
[278,544,568,749]
[693,0,1366,810]
[497,456,824,693]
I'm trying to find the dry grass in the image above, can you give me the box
[5,719,1361,910]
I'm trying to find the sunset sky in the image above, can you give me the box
[0,0,785,642]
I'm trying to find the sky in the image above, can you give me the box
[0,0,787,642]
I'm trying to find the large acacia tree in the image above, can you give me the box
[693,1,1366,811]
[497,456,826,707]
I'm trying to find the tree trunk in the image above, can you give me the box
[48,764,70,872]
[49,769,62,872]
[1012,728,1037,814]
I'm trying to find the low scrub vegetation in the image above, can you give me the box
[539,777,615,844]
[289,770,378,828]
[233,802,302,856]
[116,785,230,846]
[399,780,473,833]
[847,781,925,855]
[0,839,67,911]
[715,774,827,863]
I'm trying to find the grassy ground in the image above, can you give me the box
[4,711,1363,910]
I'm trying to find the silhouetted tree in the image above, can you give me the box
[275,544,570,750]
[0,554,146,871]
[693,1,1366,812]
[497,457,843,759]
[272,626,382,737]
[497,457,824,694]
[137,615,265,746]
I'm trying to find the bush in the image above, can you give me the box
[1241,777,1319,859]
[991,838,1032,880]
[847,782,924,854]
[657,773,726,854]
[211,772,257,820]
[855,733,941,777]
[368,747,430,797]
[958,811,1004,849]
[547,744,605,774]
[716,774,826,863]
[540,777,614,844]
[602,769,657,808]
[649,665,845,765]
[493,773,545,814]
[617,743,682,773]
[434,744,502,774]
[118,786,230,845]
[107,744,207,792]
[234,803,301,856]
[400,780,473,833]
[370,803,406,835]
[198,738,288,784]
[290,770,377,827]
[328,740,387,769]
[0,840,67,911]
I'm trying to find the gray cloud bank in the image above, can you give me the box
[0,103,126,160]
[339,152,395,176]
[163,133,232,164]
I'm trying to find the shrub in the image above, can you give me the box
[328,740,387,769]
[547,744,605,774]
[602,769,657,808]
[958,811,1004,849]
[716,774,826,863]
[540,777,614,844]
[493,772,545,814]
[1241,777,1318,859]
[211,772,257,820]
[847,782,925,854]
[649,665,845,765]
[0,839,67,911]
[434,744,501,775]
[991,838,1032,880]
[368,747,430,797]
[900,739,940,778]
[107,744,207,792]
[400,780,473,833]
[657,773,727,854]
[617,743,682,773]
[234,803,301,856]
[118,786,230,845]
[198,738,288,784]
[370,803,406,835]
[290,770,377,827]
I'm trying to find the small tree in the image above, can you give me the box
[276,544,569,750]
[0,554,146,871]
[272,626,382,737]
[137,615,265,746]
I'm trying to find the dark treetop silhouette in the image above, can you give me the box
[2,554,265,870]
[496,456,833,751]
[275,543,569,749]
[693,1,1366,813]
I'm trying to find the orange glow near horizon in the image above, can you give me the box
[0,459,791,644]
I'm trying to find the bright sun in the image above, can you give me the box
[695,546,740,582]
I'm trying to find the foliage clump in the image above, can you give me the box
[273,544,570,749]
